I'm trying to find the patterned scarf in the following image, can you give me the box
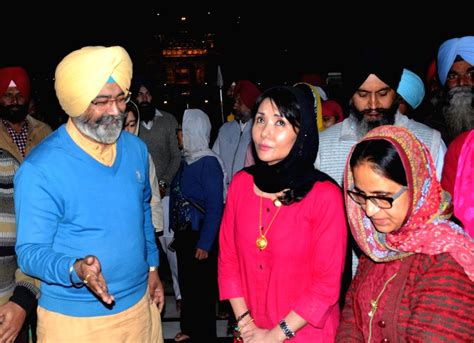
[344,125,474,281]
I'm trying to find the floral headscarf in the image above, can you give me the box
[344,125,474,281]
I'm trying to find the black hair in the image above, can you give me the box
[125,102,139,121]
[350,139,407,186]
[248,86,327,205]
[252,87,301,132]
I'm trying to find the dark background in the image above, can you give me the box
[2,7,472,129]
[6,8,471,80]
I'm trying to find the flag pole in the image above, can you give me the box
[217,65,225,124]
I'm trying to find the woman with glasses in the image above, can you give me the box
[337,125,474,342]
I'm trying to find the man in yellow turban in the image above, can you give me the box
[14,46,164,342]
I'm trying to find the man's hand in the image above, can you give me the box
[75,255,115,305]
[195,248,208,260]
[0,301,26,343]
[148,270,165,312]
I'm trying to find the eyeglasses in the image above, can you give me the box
[347,186,407,209]
[91,92,131,109]
[2,93,26,103]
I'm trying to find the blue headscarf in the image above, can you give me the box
[437,36,474,86]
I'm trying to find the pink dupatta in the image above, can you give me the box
[454,130,474,236]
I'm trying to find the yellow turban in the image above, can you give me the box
[54,46,133,117]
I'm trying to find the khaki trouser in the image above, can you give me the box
[37,294,163,343]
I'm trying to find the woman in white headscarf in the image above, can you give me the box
[169,109,225,342]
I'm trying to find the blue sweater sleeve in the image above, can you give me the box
[15,161,77,285]
[196,157,224,251]
[143,151,159,267]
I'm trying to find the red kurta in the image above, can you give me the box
[337,253,474,342]
[218,171,347,342]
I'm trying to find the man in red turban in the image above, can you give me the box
[0,67,51,342]
[213,80,261,185]
[0,66,51,162]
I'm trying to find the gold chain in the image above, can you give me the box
[256,197,281,250]
[367,272,398,343]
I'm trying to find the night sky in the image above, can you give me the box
[6,8,471,82]
[2,7,471,129]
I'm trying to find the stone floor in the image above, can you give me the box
[159,246,233,342]
[161,294,233,342]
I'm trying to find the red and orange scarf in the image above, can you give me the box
[344,125,474,281]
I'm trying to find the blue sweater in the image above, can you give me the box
[14,125,159,316]
[170,156,224,251]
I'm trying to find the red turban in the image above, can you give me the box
[0,67,30,102]
[300,73,326,87]
[426,59,437,84]
[322,100,344,123]
[234,80,261,109]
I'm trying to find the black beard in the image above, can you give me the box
[234,108,252,123]
[441,86,474,140]
[350,100,399,137]
[138,102,155,122]
[0,104,28,124]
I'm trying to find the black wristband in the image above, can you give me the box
[279,319,296,340]
[236,309,250,323]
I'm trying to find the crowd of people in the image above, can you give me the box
[0,35,473,342]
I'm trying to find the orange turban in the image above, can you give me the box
[54,46,132,117]
[0,67,30,102]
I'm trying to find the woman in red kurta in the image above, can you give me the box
[218,86,347,342]
[337,126,474,342]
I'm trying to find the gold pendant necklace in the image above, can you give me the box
[256,196,281,250]
[256,235,268,250]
